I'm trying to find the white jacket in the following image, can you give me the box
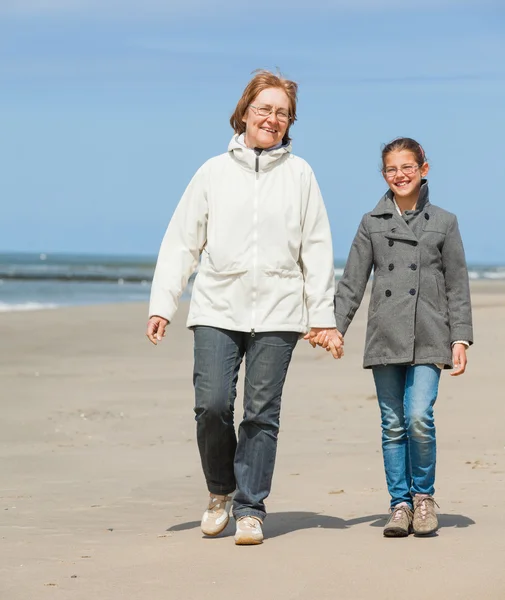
[149,135,336,334]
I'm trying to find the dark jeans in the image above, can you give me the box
[193,326,298,521]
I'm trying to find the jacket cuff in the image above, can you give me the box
[307,297,336,329]
[451,325,473,346]
[452,340,469,348]
[334,311,350,335]
[148,301,176,323]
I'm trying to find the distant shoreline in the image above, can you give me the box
[1,280,504,314]
[1,251,504,313]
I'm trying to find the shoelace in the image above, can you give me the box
[209,495,231,511]
[415,496,440,520]
[391,505,411,522]
[239,517,261,530]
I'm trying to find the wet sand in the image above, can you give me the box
[1,281,504,599]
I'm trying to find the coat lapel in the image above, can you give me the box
[370,191,419,243]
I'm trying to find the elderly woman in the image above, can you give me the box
[146,70,341,545]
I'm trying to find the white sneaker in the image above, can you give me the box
[201,493,233,536]
[234,516,264,545]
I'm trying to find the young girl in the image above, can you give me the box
[311,137,473,536]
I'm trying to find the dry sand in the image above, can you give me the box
[1,282,504,600]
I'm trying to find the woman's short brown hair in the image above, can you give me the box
[230,70,298,145]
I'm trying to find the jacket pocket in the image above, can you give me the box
[200,267,248,279]
[201,246,248,277]
[435,274,449,318]
[263,268,303,279]
[368,276,383,315]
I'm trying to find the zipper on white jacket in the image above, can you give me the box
[251,153,260,335]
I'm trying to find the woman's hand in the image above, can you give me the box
[450,343,467,376]
[303,328,344,359]
[146,316,169,345]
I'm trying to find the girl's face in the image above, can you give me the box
[242,87,291,149]
[382,150,429,199]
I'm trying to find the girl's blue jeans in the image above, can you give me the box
[372,364,441,508]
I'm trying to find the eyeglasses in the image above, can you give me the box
[249,104,291,123]
[383,164,420,179]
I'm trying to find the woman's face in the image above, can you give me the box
[382,150,429,199]
[242,87,291,149]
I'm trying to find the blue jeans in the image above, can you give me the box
[193,326,298,521]
[372,364,441,508]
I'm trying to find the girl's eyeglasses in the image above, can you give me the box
[383,164,421,179]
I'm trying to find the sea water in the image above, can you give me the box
[0,252,503,312]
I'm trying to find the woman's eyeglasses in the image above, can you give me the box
[249,104,291,123]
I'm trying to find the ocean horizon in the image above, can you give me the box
[1,251,504,313]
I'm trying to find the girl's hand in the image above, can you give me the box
[450,343,467,376]
[325,337,345,360]
[146,316,168,345]
[303,328,344,359]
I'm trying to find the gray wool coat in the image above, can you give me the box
[334,181,473,369]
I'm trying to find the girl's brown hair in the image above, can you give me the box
[230,70,298,145]
[381,137,427,169]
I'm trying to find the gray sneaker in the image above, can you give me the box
[412,495,439,536]
[383,503,413,537]
[201,493,233,536]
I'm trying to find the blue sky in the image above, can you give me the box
[0,0,504,263]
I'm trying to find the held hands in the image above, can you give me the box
[146,316,169,345]
[303,327,344,359]
[303,331,467,371]
[450,343,467,376]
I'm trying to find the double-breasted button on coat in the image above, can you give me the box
[334,181,473,368]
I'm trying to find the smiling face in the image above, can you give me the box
[242,87,291,149]
[382,149,430,201]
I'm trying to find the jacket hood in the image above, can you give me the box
[371,179,430,216]
[228,134,292,172]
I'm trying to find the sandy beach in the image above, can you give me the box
[1,281,504,600]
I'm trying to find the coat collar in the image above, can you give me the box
[370,180,430,217]
[228,134,292,172]
[370,180,431,243]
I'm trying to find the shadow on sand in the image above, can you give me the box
[167,511,475,538]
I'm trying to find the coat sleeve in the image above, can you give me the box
[334,215,374,335]
[299,169,336,328]
[441,215,473,345]
[149,166,208,321]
